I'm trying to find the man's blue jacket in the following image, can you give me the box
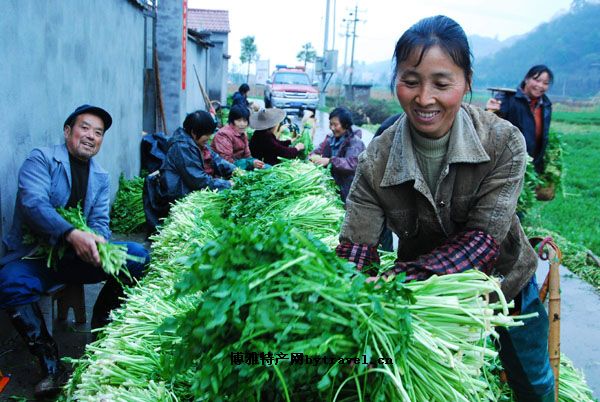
[1,143,110,265]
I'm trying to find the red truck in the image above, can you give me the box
[264,67,319,114]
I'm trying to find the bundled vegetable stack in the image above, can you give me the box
[60,161,594,401]
[61,191,222,401]
[168,219,522,401]
[109,174,146,234]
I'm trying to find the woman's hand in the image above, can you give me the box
[253,159,266,169]
[486,98,501,113]
[295,142,305,151]
[309,155,330,167]
[65,229,106,267]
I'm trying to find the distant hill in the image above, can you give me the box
[469,35,509,60]
[474,1,600,98]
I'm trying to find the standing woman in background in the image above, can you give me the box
[336,15,556,401]
[486,65,554,174]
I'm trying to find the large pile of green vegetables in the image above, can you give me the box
[169,220,521,401]
[60,160,593,401]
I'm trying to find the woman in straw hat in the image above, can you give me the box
[249,108,305,166]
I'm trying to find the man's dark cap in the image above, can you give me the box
[64,104,112,131]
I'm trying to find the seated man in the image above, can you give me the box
[0,105,150,398]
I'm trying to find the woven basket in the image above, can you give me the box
[536,184,555,201]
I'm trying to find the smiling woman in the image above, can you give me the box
[395,46,469,139]
[486,65,555,174]
[335,15,557,402]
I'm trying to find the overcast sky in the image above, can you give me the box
[189,0,573,68]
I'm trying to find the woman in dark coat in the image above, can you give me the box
[249,108,305,166]
[143,110,236,231]
[232,83,254,110]
[486,65,554,173]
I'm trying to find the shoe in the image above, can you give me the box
[6,302,68,398]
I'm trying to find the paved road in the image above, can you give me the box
[536,261,600,398]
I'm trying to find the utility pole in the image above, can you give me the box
[348,5,359,101]
[331,0,337,50]
[320,0,331,107]
[341,15,351,83]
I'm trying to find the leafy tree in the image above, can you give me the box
[297,42,317,69]
[240,36,259,83]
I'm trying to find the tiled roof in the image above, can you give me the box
[188,8,230,33]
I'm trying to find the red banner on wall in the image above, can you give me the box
[182,0,187,90]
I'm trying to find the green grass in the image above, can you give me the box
[524,124,600,253]
[553,104,600,125]
[523,120,600,289]
[553,111,600,125]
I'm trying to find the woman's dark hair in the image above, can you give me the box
[238,83,250,94]
[520,65,554,88]
[183,110,216,138]
[390,15,473,94]
[228,104,250,124]
[329,107,353,130]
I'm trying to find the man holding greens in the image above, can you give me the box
[0,105,149,398]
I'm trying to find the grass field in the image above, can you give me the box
[526,112,600,254]
[523,111,600,287]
